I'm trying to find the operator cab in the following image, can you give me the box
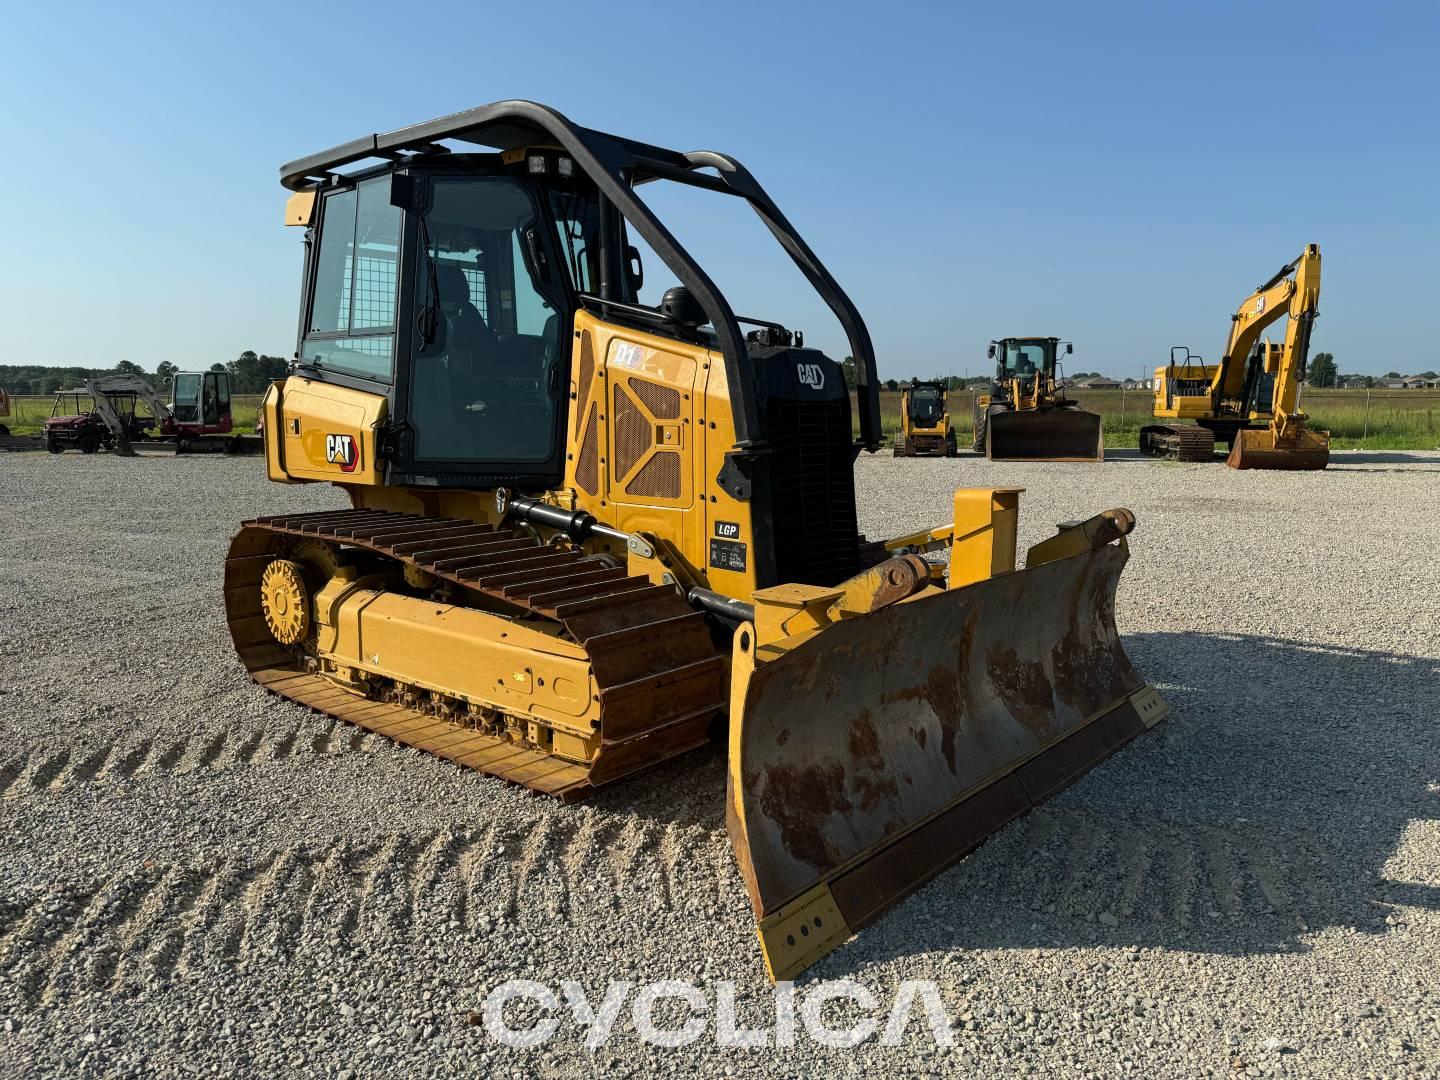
[283,103,883,495]
[988,337,1071,389]
[170,370,234,432]
[906,382,945,425]
[294,151,664,486]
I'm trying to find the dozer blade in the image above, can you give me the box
[727,540,1166,980]
[987,409,1104,462]
[1226,426,1330,470]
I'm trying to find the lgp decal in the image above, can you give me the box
[325,433,359,472]
[796,362,825,390]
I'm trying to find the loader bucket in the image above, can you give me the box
[987,408,1104,462]
[1226,426,1330,470]
[727,540,1166,980]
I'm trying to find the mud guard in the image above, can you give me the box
[987,408,1104,462]
[726,540,1166,980]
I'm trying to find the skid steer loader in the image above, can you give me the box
[227,101,1168,980]
[892,380,957,456]
[976,337,1104,461]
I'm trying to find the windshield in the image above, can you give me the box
[1000,341,1051,377]
[172,373,202,424]
[909,386,944,422]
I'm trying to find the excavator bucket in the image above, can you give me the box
[727,534,1165,980]
[986,408,1104,462]
[1226,426,1330,470]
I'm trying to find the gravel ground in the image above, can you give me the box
[0,448,1436,1078]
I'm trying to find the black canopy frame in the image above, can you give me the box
[281,100,883,452]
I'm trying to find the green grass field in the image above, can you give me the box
[7,389,1438,451]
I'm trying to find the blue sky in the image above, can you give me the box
[2,0,1435,379]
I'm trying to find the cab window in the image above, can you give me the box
[408,176,563,464]
[1002,342,1046,376]
[301,178,402,381]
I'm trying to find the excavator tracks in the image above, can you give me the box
[1138,424,1216,462]
[223,508,727,801]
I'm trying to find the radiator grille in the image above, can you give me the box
[575,403,599,495]
[764,397,860,588]
[574,331,595,435]
[626,452,681,499]
[629,379,681,419]
[613,385,652,479]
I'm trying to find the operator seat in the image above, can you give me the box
[436,264,497,364]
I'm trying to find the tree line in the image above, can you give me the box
[0,351,289,396]
[836,352,1428,392]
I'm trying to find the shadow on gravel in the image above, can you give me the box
[800,632,1440,975]
[1331,451,1438,464]
[1329,451,1440,471]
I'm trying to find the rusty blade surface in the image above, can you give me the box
[987,409,1104,462]
[729,541,1144,921]
[1226,427,1330,470]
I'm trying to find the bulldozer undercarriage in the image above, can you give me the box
[224,508,727,800]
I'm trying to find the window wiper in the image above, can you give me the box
[415,219,441,346]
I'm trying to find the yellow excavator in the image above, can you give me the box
[892,380,957,456]
[1141,245,1329,469]
[228,101,1168,980]
[974,337,1104,461]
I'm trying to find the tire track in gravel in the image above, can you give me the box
[0,722,379,798]
[992,809,1335,928]
[0,813,710,1002]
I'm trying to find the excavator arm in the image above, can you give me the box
[1222,244,1328,469]
[1213,244,1321,407]
[82,376,175,457]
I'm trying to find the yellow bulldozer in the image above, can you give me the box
[974,337,1104,461]
[892,380,958,456]
[1140,244,1329,469]
[227,101,1168,980]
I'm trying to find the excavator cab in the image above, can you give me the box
[170,371,234,433]
[229,101,1167,980]
[976,337,1104,461]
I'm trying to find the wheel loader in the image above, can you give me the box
[974,337,1104,461]
[892,380,958,456]
[228,100,1168,980]
[1140,245,1329,469]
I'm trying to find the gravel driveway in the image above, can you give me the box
[0,449,1436,1078]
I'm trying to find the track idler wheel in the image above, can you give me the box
[259,559,312,645]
